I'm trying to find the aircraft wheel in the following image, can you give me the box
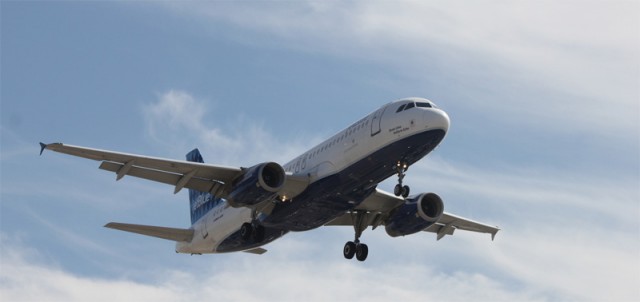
[355,243,368,261]
[343,241,356,259]
[240,223,253,241]
[394,184,403,197]
[402,185,410,198]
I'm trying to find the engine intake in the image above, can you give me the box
[385,193,444,237]
[227,162,285,207]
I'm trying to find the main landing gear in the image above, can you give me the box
[393,161,410,198]
[343,211,369,261]
[241,212,266,243]
[240,222,265,242]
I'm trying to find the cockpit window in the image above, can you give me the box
[416,102,432,108]
[405,102,415,110]
[396,104,406,113]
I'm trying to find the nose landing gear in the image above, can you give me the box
[393,161,410,198]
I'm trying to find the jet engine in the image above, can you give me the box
[227,162,285,207]
[385,193,444,237]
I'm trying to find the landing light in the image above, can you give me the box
[397,161,407,169]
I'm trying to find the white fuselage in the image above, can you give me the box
[176,97,450,254]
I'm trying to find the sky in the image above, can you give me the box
[1,1,638,301]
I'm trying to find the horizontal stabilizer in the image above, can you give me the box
[105,222,194,242]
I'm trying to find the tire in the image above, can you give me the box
[240,223,253,241]
[394,184,402,197]
[402,185,410,198]
[343,241,356,259]
[355,244,368,261]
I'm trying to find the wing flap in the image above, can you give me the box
[353,188,404,212]
[432,212,500,240]
[42,143,242,182]
[99,161,223,194]
[326,211,384,227]
[105,222,194,242]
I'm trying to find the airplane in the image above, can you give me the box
[40,97,499,261]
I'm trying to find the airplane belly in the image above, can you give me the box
[176,206,253,254]
[209,206,252,242]
[262,129,447,231]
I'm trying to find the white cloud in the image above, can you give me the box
[5,2,638,298]
[404,157,638,226]
[0,241,181,302]
[3,222,638,302]
[4,88,638,302]
[485,228,640,302]
[0,233,551,302]
[143,90,321,166]
[155,1,639,137]
[394,156,640,301]
[135,88,640,302]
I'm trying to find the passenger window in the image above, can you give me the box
[405,102,415,110]
[396,104,406,113]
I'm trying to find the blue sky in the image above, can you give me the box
[1,1,638,301]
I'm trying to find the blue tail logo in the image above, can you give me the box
[186,148,216,224]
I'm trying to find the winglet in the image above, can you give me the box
[491,229,500,241]
[39,142,47,155]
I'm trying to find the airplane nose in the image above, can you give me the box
[424,109,450,132]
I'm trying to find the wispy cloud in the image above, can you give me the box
[156,1,639,138]
[137,88,639,301]
[484,227,639,301]
[3,2,638,301]
[0,235,181,302]
[3,223,637,302]
[0,233,549,302]
[3,89,638,301]
[404,157,638,226]
[392,156,640,301]
[143,90,322,166]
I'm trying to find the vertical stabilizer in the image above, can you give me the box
[186,148,213,224]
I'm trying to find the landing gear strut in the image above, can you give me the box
[241,210,265,242]
[343,211,369,261]
[393,161,410,198]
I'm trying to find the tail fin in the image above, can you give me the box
[186,148,213,224]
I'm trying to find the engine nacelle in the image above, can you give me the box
[385,193,444,237]
[227,162,285,207]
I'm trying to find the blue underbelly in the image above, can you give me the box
[263,129,446,231]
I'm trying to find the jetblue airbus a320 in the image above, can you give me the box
[41,97,499,261]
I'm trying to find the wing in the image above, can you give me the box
[41,142,242,196]
[326,188,500,240]
[40,142,308,199]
